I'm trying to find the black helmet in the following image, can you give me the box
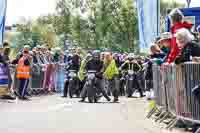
[92,50,100,58]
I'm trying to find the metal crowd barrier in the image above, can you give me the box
[153,65,166,108]
[152,63,200,127]
[7,63,68,95]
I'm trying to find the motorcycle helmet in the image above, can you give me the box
[92,50,101,58]
[127,53,135,60]
[86,53,92,61]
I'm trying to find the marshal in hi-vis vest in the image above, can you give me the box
[17,57,31,79]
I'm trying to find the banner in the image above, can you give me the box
[0,0,7,44]
[136,0,160,51]
[166,7,200,32]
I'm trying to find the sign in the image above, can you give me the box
[166,7,200,32]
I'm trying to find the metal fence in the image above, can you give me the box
[7,63,68,95]
[153,63,200,124]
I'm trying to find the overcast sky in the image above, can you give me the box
[6,0,200,25]
[6,0,56,25]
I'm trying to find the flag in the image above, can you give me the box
[136,0,160,51]
[0,0,7,44]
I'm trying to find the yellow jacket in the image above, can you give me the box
[104,60,119,80]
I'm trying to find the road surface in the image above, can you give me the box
[0,95,189,133]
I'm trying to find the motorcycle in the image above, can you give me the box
[85,70,97,103]
[119,71,126,96]
[126,70,137,97]
[68,70,80,98]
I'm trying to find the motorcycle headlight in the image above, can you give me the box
[69,72,76,77]
[128,70,134,75]
[88,73,95,79]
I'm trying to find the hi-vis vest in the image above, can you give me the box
[17,57,31,79]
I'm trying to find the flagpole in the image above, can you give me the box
[2,0,7,44]
[157,0,160,36]
[186,0,191,8]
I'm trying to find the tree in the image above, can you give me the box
[53,0,139,52]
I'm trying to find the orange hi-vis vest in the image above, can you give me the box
[16,56,31,79]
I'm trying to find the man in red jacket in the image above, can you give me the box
[166,8,193,64]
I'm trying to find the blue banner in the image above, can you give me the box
[166,7,200,32]
[136,0,160,51]
[0,0,7,44]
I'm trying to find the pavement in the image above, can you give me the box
[0,95,191,133]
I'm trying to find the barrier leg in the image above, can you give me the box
[159,112,170,123]
[154,109,162,117]
[146,107,157,118]
[155,111,166,122]
[166,118,179,130]
[163,118,175,125]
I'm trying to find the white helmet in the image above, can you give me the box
[127,53,135,59]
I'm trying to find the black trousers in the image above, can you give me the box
[63,80,69,97]
[108,77,119,99]
[126,74,143,97]
[18,78,29,98]
[134,74,143,97]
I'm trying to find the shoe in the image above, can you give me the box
[140,95,145,98]
[94,99,98,103]
[21,97,30,101]
[44,90,49,94]
[107,98,111,102]
[79,99,85,102]
[88,99,93,103]
[52,89,56,92]
[113,98,119,102]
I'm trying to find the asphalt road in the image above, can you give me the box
[0,95,188,133]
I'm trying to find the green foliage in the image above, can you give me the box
[53,0,139,52]
[10,0,185,54]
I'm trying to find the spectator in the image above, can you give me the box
[3,41,9,48]
[3,47,10,63]
[149,44,166,65]
[69,48,81,71]
[157,32,172,55]
[16,45,32,99]
[167,8,193,64]
[175,28,200,64]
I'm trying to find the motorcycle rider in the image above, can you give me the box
[120,53,144,97]
[69,48,81,71]
[104,52,120,102]
[77,53,92,98]
[65,48,82,97]
[79,50,111,103]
